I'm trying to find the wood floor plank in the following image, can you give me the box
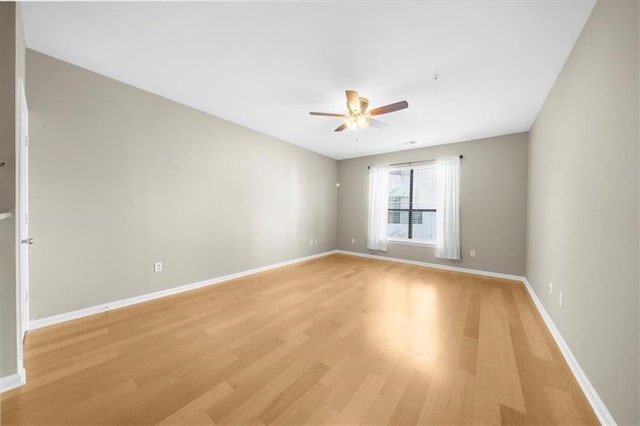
[334,373,386,425]
[388,369,432,426]
[218,384,281,425]
[259,361,329,424]
[1,254,599,425]
[269,382,331,425]
[361,393,398,425]
[158,381,234,425]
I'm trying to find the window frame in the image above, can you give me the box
[387,164,436,246]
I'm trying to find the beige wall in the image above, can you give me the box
[0,3,16,215]
[0,2,24,379]
[26,50,338,320]
[0,1,17,380]
[336,133,528,276]
[15,4,24,87]
[527,1,639,424]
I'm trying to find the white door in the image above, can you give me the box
[17,78,30,362]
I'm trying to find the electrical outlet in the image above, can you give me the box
[314,239,318,245]
[310,239,314,246]
[559,292,563,307]
[469,250,476,258]
[548,282,553,294]
[154,262,163,273]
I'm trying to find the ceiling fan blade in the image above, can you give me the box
[359,97,369,113]
[309,112,348,117]
[368,118,388,129]
[369,100,409,116]
[346,90,361,114]
[335,122,349,132]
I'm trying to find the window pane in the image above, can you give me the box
[412,166,436,210]
[387,211,408,239]
[388,169,410,209]
[387,166,437,242]
[388,210,401,224]
[412,211,436,241]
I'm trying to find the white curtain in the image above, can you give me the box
[367,166,389,251]
[436,156,460,260]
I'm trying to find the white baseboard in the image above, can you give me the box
[521,278,616,426]
[336,250,614,425]
[30,250,338,331]
[334,249,525,281]
[1,367,26,393]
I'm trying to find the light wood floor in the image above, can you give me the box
[2,254,598,425]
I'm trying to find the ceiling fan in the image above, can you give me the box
[310,90,409,132]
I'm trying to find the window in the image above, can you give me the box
[387,164,436,244]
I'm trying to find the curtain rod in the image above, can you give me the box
[368,154,463,170]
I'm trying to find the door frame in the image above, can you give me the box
[16,77,29,379]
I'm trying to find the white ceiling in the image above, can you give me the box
[21,1,594,160]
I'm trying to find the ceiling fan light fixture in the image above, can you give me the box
[356,114,368,128]
[345,116,356,129]
[346,114,369,130]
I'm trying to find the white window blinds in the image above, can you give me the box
[387,164,437,243]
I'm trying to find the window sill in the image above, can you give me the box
[387,238,435,248]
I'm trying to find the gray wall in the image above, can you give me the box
[26,50,338,320]
[0,1,17,381]
[527,1,639,424]
[0,2,24,379]
[337,133,528,276]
